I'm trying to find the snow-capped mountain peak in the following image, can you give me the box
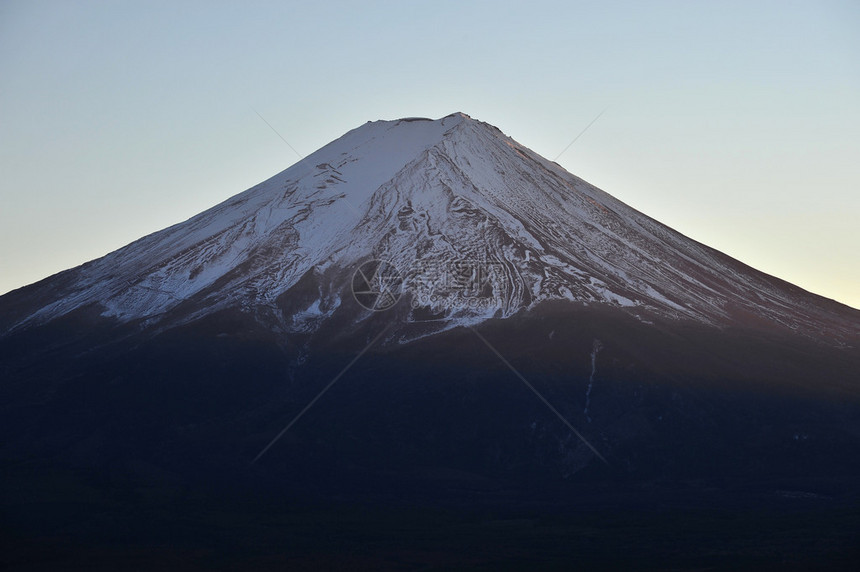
[1,113,857,345]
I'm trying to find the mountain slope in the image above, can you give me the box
[3,113,860,568]
[1,113,856,347]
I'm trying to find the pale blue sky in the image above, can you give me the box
[1,0,858,307]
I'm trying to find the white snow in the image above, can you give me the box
[6,112,857,345]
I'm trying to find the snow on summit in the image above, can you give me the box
[1,113,857,344]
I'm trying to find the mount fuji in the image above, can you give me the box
[2,113,859,568]
[2,112,855,343]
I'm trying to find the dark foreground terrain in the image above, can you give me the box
[2,303,860,569]
[4,466,859,570]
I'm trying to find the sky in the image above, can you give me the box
[1,0,858,308]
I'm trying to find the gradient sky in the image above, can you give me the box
[1,0,858,308]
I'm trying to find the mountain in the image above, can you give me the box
[2,113,859,568]
[2,112,856,342]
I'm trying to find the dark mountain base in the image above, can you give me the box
[2,303,860,569]
[3,466,859,570]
